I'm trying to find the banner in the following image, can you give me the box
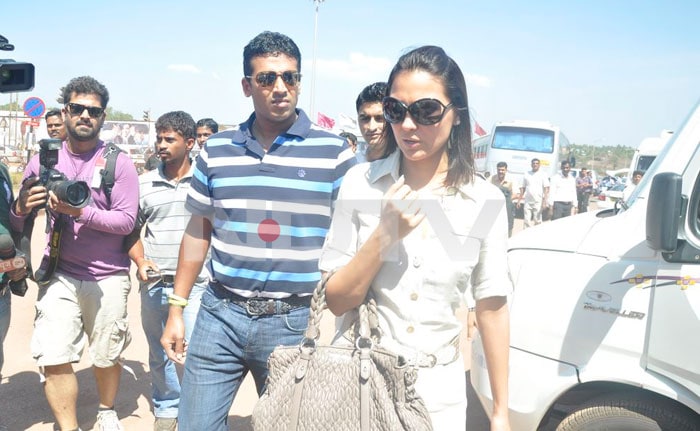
[474,121,487,137]
[317,112,335,130]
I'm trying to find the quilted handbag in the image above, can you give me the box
[251,273,433,431]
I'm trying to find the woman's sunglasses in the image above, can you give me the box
[246,71,302,88]
[382,97,455,126]
[65,102,105,118]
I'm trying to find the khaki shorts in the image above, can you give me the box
[31,272,131,368]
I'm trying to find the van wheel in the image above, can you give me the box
[555,393,699,431]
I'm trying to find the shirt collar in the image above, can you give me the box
[242,108,312,141]
[155,159,195,182]
[367,150,479,200]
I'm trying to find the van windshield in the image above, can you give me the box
[637,155,657,173]
[492,127,555,153]
[625,134,675,206]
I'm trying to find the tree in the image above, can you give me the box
[0,101,20,111]
[105,107,134,121]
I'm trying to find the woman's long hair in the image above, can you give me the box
[381,45,474,187]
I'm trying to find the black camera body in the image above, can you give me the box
[38,139,91,209]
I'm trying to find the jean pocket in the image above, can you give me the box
[199,289,226,312]
[282,307,310,333]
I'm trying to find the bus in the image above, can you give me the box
[473,120,573,188]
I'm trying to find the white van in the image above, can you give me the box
[471,103,700,430]
[628,130,673,179]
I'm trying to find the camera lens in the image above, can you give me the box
[52,180,91,208]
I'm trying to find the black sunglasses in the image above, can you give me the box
[65,102,105,118]
[246,71,301,88]
[382,97,455,126]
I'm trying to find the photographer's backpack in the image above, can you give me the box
[21,142,124,285]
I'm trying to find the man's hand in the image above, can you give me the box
[47,191,82,219]
[161,311,187,364]
[466,308,477,340]
[5,266,27,282]
[136,260,160,282]
[15,176,47,216]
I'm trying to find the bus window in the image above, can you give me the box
[492,126,555,153]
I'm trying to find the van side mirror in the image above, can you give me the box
[646,172,682,252]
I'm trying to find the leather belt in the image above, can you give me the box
[212,283,311,316]
[403,336,461,368]
[161,274,175,284]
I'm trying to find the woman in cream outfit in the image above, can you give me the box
[319,45,512,430]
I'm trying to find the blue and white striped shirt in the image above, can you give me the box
[186,109,356,296]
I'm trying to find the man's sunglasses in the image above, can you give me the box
[382,97,455,126]
[65,102,105,118]
[246,71,301,88]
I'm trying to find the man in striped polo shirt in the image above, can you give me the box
[126,111,207,431]
[161,31,357,430]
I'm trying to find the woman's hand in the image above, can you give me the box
[379,175,425,243]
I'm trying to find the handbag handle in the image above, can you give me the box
[302,270,381,345]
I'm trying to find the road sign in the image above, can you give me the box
[29,120,40,127]
[23,96,46,118]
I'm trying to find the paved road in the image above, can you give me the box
[0,211,540,430]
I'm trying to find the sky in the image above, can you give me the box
[1,0,699,149]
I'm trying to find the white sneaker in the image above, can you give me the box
[96,410,124,431]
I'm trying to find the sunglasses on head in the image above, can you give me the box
[246,71,302,88]
[65,102,105,118]
[382,97,455,126]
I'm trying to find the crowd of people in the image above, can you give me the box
[0,31,514,431]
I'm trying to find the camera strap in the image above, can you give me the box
[21,212,65,286]
[33,214,65,285]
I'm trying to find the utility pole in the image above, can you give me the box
[309,0,325,120]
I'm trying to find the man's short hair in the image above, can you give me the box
[338,131,357,144]
[45,109,61,120]
[196,118,219,133]
[243,31,301,78]
[355,82,388,112]
[60,76,109,108]
[531,158,540,164]
[156,111,196,140]
[496,161,507,169]
[633,170,644,177]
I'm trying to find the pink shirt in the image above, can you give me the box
[11,141,139,280]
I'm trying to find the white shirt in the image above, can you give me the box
[522,169,550,203]
[318,150,512,355]
[548,172,578,206]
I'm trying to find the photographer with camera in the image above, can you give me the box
[10,76,139,431]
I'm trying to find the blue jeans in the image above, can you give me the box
[141,280,206,419]
[0,287,10,375]
[178,286,310,431]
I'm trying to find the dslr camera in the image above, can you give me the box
[38,139,91,208]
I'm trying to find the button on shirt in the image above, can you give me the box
[522,170,550,203]
[318,150,513,355]
[548,172,578,207]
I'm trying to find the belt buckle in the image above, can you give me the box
[245,298,276,316]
